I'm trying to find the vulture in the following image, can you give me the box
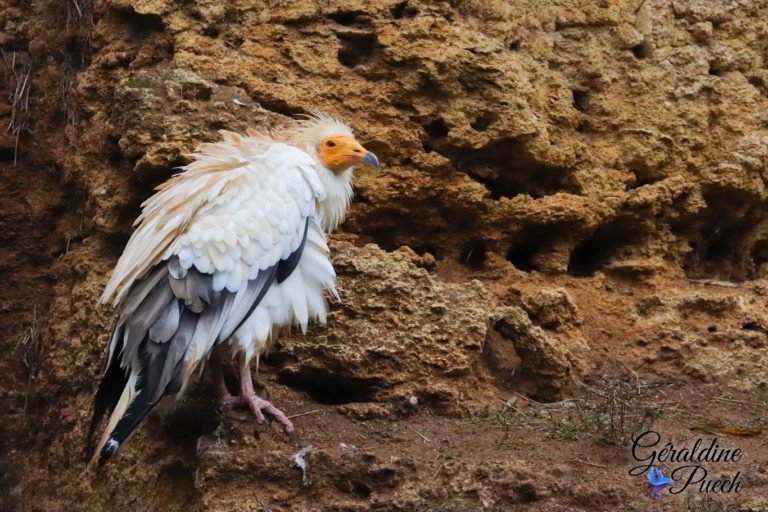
[86,113,379,465]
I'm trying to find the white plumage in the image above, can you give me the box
[87,114,379,465]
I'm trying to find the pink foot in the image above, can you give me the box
[218,393,294,433]
[244,393,295,433]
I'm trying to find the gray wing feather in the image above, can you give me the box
[119,265,168,321]
[147,309,196,402]
[123,283,174,366]
[169,258,215,313]
[148,300,180,343]
[168,257,187,280]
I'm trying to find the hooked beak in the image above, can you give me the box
[360,150,380,171]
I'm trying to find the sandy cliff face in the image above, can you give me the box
[1,0,768,510]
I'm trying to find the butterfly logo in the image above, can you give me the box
[647,467,673,498]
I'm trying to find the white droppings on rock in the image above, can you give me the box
[293,445,312,486]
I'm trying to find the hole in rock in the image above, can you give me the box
[505,222,581,274]
[424,118,449,139]
[567,220,644,277]
[328,11,365,26]
[391,1,417,19]
[508,39,521,51]
[337,33,378,68]
[748,76,766,95]
[116,7,165,41]
[752,240,768,265]
[351,482,372,498]
[257,99,305,118]
[435,138,577,200]
[460,242,486,271]
[470,113,495,132]
[279,368,381,405]
[631,42,649,59]
[350,197,481,266]
[506,242,540,272]
[629,169,662,189]
[677,188,761,280]
[202,25,220,37]
[571,89,589,112]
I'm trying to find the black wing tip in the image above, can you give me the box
[98,438,120,466]
[86,334,129,458]
[276,217,309,284]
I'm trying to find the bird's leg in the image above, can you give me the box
[238,355,294,433]
[210,349,239,411]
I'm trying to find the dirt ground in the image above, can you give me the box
[1,0,768,510]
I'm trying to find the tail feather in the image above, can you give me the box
[96,370,155,466]
[89,342,187,466]
[89,370,140,466]
[85,338,128,462]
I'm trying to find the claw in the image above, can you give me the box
[245,394,295,433]
[216,393,294,433]
[210,352,294,433]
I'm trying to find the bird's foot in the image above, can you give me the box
[217,393,294,433]
[244,393,295,433]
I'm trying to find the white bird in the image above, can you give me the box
[86,113,379,465]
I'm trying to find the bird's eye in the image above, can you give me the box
[326,140,336,148]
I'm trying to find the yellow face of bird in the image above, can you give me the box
[317,135,380,174]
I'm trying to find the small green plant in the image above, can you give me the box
[510,438,531,449]
[627,500,651,511]
[554,418,580,440]
[499,438,532,450]
[121,78,151,89]
[439,451,455,461]
[470,400,518,431]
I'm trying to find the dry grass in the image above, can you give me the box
[1,51,32,165]
[15,309,41,421]
[572,377,666,447]
[66,0,94,33]
[61,0,94,124]
[548,376,666,447]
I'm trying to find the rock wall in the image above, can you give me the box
[1,0,767,510]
